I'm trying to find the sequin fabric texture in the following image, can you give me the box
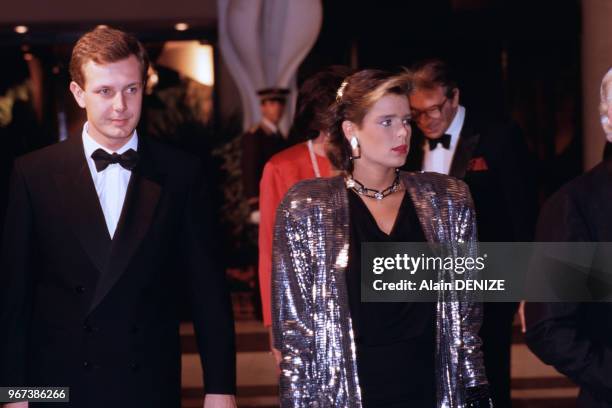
[271,172,489,407]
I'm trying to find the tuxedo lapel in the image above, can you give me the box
[88,138,163,313]
[53,136,111,276]
[449,114,480,179]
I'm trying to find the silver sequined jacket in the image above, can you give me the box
[271,172,489,408]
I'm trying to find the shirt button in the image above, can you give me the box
[83,361,91,370]
[83,324,93,333]
[129,362,140,372]
[75,285,85,294]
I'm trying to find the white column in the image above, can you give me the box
[217,0,322,132]
[581,0,612,170]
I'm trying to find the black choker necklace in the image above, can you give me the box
[345,170,401,200]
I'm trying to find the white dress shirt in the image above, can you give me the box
[261,117,280,135]
[82,123,138,238]
[422,105,466,175]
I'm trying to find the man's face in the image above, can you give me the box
[408,86,459,139]
[70,55,143,148]
[605,84,612,125]
[261,100,285,125]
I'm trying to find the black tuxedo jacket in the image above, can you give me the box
[0,135,236,407]
[526,159,612,408]
[403,111,536,242]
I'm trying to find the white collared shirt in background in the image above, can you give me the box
[422,105,466,175]
[260,117,280,135]
[82,122,138,238]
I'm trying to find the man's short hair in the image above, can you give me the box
[70,26,149,88]
[409,59,458,98]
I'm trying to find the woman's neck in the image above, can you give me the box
[351,163,397,191]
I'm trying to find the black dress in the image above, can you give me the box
[346,190,436,408]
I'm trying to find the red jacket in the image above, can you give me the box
[258,142,332,326]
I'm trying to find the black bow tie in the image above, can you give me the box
[427,134,451,150]
[91,148,139,172]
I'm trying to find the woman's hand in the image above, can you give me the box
[269,327,282,370]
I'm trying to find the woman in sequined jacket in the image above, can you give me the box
[271,69,491,408]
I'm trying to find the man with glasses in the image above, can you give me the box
[403,59,537,408]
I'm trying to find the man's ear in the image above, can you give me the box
[69,81,86,108]
[451,88,460,108]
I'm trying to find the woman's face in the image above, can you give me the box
[346,93,412,171]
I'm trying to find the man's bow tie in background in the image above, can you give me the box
[91,148,139,172]
[427,134,451,150]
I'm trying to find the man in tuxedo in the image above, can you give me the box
[402,59,536,407]
[0,27,236,408]
[525,67,612,408]
[241,88,289,224]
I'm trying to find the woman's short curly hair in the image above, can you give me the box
[324,69,412,172]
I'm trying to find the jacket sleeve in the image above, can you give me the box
[241,131,261,204]
[0,160,33,386]
[258,160,284,327]
[525,191,612,403]
[457,183,491,406]
[181,160,236,395]
[271,194,316,407]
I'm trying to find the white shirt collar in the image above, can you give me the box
[444,105,465,149]
[82,122,139,158]
[421,105,466,175]
[260,117,279,134]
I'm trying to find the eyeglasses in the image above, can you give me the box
[410,97,449,121]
